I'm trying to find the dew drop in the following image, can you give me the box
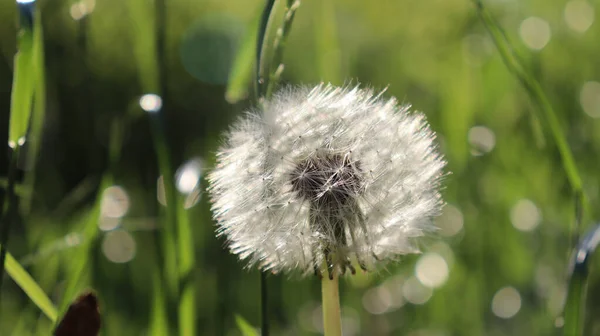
[139,94,163,113]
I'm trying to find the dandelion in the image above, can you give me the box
[208,84,446,278]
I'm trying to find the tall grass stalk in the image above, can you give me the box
[2,1,36,291]
[257,0,301,100]
[2,0,47,308]
[474,0,586,243]
[253,1,302,334]
[475,1,590,334]
[129,0,197,333]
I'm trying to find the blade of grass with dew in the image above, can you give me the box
[2,1,39,290]
[225,7,261,104]
[4,250,57,322]
[562,224,600,336]
[314,0,341,84]
[474,0,586,242]
[21,3,46,214]
[235,314,259,336]
[8,1,36,148]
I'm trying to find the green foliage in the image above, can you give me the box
[5,251,57,322]
[0,0,599,335]
[235,314,260,336]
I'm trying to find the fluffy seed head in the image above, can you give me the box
[208,84,446,277]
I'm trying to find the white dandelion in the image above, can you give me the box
[208,84,446,278]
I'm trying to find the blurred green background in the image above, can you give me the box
[1,0,600,335]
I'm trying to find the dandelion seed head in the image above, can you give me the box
[208,84,446,276]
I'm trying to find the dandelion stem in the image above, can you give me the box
[321,265,342,336]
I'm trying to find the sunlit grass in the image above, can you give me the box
[1,1,55,326]
[0,0,599,334]
[475,1,591,334]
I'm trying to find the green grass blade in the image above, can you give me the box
[314,0,341,84]
[127,0,160,93]
[474,0,586,239]
[176,201,195,336]
[563,224,600,336]
[264,0,301,98]
[4,250,57,322]
[256,0,278,98]
[9,17,34,147]
[226,8,261,103]
[235,314,259,336]
[149,269,169,336]
[21,5,46,213]
[128,0,198,333]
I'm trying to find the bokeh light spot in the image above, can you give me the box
[341,307,360,336]
[468,125,496,155]
[102,230,136,263]
[139,94,162,113]
[362,285,392,314]
[69,0,95,20]
[180,14,244,85]
[492,286,522,318]
[416,253,449,288]
[510,199,541,232]
[176,158,203,195]
[381,275,406,311]
[519,17,551,50]
[462,34,493,67]
[436,204,464,236]
[100,186,130,219]
[580,81,600,118]
[564,1,595,33]
[403,276,433,305]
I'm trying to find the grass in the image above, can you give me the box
[474,0,586,236]
[4,250,57,322]
[563,224,600,336]
[1,0,56,325]
[0,0,599,334]
[475,1,592,334]
[129,0,197,334]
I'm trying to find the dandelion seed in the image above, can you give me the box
[208,84,446,277]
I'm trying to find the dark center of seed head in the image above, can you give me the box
[290,153,362,205]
